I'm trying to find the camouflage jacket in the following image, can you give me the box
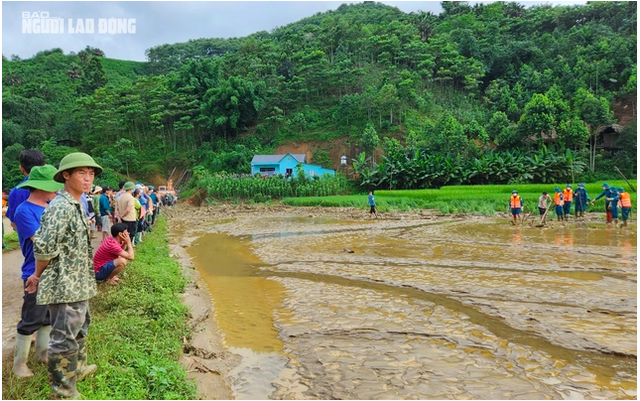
[34,190,97,305]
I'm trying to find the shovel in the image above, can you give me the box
[536,206,551,227]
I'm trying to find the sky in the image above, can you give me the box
[3,1,587,62]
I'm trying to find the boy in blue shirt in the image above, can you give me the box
[12,165,63,377]
[6,149,46,230]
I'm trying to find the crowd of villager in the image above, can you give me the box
[2,148,176,398]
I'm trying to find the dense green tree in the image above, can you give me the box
[1,1,637,189]
[360,123,380,165]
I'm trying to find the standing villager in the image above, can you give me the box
[92,186,102,233]
[368,191,377,218]
[608,186,620,225]
[573,183,589,218]
[562,184,573,218]
[132,189,144,245]
[554,187,565,221]
[592,183,614,223]
[6,149,46,230]
[25,153,103,398]
[115,182,137,239]
[538,192,551,216]
[148,187,159,225]
[114,180,126,201]
[12,165,63,378]
[618,188,632,227]
[509,189,523,224]
[99,187,115,242]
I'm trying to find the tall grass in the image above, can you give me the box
[2,218,197,400]
[283,181,637,215]
[199,174,350,201]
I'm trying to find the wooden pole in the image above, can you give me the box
[614,166,637,193]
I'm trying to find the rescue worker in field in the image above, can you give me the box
[618,187,632,227]
[562,184,573,219]
[26,153,102,399]
[592,183,614,223]
[554,187,565,221]
[509,189,523,224]
[607,186,620,225]
[573,183,589,218]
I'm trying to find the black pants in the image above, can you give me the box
[17,280,50,335]
[370,205,376,214]
[123,220,136,240]
[538,207,546,215]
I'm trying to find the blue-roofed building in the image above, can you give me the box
[250,153,335,177]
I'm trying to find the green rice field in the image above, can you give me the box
[282,181,637,215]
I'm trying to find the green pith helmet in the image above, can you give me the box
[16,165,64,192]
[602,183,609,188]
[618,187,625,192]
[124,181,135,191]
[566,184,572,188]
[512,189,518,194]
[554,187,561,192]
[54,153,103,183]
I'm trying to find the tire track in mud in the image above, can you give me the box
[255,268,637,374]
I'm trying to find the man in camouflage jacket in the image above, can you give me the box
[26,152,102,399]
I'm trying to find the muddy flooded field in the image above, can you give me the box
[176,206,636,400]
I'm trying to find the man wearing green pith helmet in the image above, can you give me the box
[26,153,103,399]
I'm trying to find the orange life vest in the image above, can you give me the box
[554,192,564,206]
[563,188,573,202]
[510,196,522,208]
[620,192,631,208]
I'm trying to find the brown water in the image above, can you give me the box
[187,217,637,399]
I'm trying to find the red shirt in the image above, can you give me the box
[93,236,124,272]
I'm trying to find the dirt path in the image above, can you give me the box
[2,248,24,360]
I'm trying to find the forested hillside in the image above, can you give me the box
[2,1,637,190]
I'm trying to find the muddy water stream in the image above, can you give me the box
[187,216,636,399]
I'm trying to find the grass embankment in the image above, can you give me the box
[283,181,638,215]
[2,231,19,252]
[2,218,197,400]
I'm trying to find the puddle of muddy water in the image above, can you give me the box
[188,233,291,399]
[186,217,637,400]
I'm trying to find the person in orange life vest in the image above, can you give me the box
[509,189,523,223]
[562,184,573,217]
[553,187,565,221]
[618,187,632,227]
[591,183,613,223]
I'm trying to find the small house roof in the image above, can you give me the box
[251,154,306,163]
[597,124,624,135]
